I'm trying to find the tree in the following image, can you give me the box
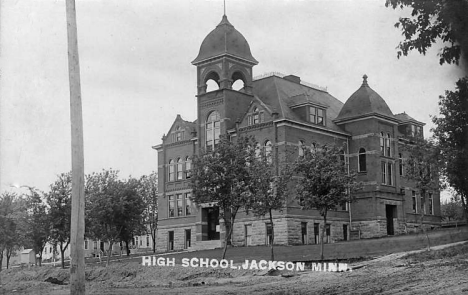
[432,78,468,223]
[295,144,362,261]
[385,0,468,67]
[246,147,292,261]
[441,197,464,224]
[85,170,146,266]
[0,192,27,270]
[191,135,256,259]
[24,188,50,266]
[46,172,72,268]
[139,172,158,253]
[401,138,441,249]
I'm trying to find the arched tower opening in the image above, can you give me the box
[231,71,246,91]
[204,71,220,92]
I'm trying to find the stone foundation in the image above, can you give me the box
[155,224,196,252]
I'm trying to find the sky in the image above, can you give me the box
[0,0,464,197]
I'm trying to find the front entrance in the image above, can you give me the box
[386,205,397,235]
[202,207,220,240]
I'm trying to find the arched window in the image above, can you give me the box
[298,140,305,157]
[358,148,367,172]
[185,156,192,179]
[264,140,272,163]
[177,158,183,180]
[399,153,404,176]
[168,159,175,181]
[310,142,316,153]
[206,111,220,151]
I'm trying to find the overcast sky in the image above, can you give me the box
[0,0,464,196]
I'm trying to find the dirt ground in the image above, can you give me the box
[1,242,468,295]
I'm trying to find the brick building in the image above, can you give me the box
[152,15,441,252]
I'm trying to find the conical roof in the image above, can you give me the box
[335,75,395,122]
[192,15,258,65]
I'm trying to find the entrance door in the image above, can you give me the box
[386,205,397,235]
[245,225,252,246]
[206,207,220,240]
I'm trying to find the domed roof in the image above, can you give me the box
[335,75,395,122]
[192,15,258,65]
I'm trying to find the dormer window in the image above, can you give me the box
[309,106,325,126]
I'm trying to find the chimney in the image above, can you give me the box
[283,75,301,84]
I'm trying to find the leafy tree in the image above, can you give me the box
[295,144,362,261]
[46,172,72,268]
[191,135,256,259]
[401,138,441,249]
[385,0,468,66]
[117,177,147,256]
[246,147,292,261]
[85,170,146,266]
[432,78,468,223]
[139,172,158,253]
[441,197,464,223]
[24,188,50,266]
[0,192,27,270]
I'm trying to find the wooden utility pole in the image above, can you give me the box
[66,0,85,294]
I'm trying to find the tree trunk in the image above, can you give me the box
[124,240,130,256]
[60,243,66,269]
[151,228,157,254]
[460,193,468,224]
[106,242,113,267]
[0,248,4,271]
[221,210,237,260]
[268,209,275,261]
[6,248,12,269]
[320,212,328,261]
[420,191,430,250]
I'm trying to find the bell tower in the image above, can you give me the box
[192,15,258,95]
[192,14,258,152]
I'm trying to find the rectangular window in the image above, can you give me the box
[314,223,320,244]
[317,109,324,125]
[387,163,393,186]
[429,193,433,215]
[176,132,181,142]
[169,162,175,181]
[421,195,425,214]
[412,191,417,213]
[177,194,183,216]
[84,240,89,250]
[399,153,404,176]
[309,107,316,123]
[381,162,387,184]
[411,125,416,137]
[325,224,331,244]
[309,107,325,126]
[253,113,259,124]
[185,160,192,179]
[146,236,150,247]
[185,193,192,215]
[94,241,98,250]
[185,229,191,249]
[247,115,252,126]
[168,196,175,217]
[301,222,308,245]
[266,223,273,245]
[168,231,174,251]
[177,161,183,180]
